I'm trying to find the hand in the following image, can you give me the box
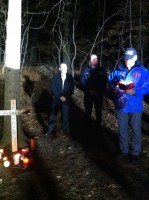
[125,89,135,95]
[117,79,126,90]
[60,96,66,102]
[118,83,126,90]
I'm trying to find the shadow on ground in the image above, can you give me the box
[19,77,149,200]
[28,95,149,200]
[68,100,149,200]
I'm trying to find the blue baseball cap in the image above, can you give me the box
[123,47,137,60]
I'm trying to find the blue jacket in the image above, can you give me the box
[51,72,74,104]
[80,65,107,96]
[108,63,149,112]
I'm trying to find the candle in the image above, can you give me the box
[3,156,8,161]
[3,160,10,167]
[0,149,4,154]
[23,157,29,168]
[0,149,4,159]
[30,138,35,151]
[20,148,29,155]
[13,153,21,165]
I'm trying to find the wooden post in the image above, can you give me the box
[11,99,18,152]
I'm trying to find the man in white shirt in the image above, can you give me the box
[46,63,74,136]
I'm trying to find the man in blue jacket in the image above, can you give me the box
[108,47,149,163]
[46,63,74,136]
[80,54,107,131]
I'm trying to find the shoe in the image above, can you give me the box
[130,155,140,164]
[116,153,128,160]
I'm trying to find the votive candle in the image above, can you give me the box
[13,153,21,165]
[20,148,29,155]
[23,157,29,168]
[4,160,10,167]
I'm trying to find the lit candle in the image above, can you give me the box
[23,157,29,168]
[4,160,10,167]
[3,156,8,161]
[20,148,29,155]
[13,153,21,165]
[0,149,4,154]
[0,149,4,159]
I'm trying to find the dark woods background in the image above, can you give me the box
[0,0,149,72]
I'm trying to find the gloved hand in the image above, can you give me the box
[118,83,126,90]
[117,79,126,90]
[125,89,136,95]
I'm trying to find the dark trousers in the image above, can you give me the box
[116,111,142,156]
[84,93,103,128]
[48,102,70,131]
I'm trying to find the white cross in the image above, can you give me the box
[0,99,23,152]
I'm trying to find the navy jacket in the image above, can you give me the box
[108,63,149,112]
[51,72,74,104]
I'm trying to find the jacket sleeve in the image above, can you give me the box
[135,70,149,96]
[108,70,119,91]
[62,75,74,99]
[80,68,88,87]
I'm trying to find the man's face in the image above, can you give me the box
[59,63,67,74]
[90,58,98,67]
[125,56,136,70]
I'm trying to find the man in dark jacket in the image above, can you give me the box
[108,47,149,163]
[80,54,107,130]
[46,63,74,135]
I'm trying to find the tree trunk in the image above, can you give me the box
[63,3,71,69]
[1,0,28,151]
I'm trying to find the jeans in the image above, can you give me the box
[48,102,70,132]
[116,111,142,156]
[84,93,103,128]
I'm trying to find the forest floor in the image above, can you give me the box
[0,66,149,200]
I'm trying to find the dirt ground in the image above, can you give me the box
[0,67,149,200]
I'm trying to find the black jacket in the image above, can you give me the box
[80,65,107,96]
[51,72,74,104]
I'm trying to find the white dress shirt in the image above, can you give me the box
[61,73,66,89]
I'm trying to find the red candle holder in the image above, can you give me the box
[30,138,36,151]
[20,148,29,156]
